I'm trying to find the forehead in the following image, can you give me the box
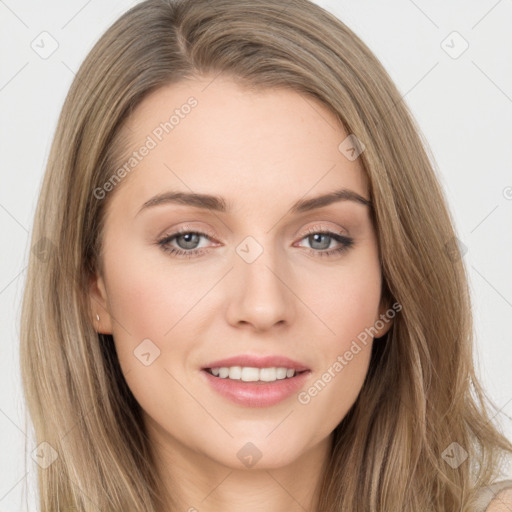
[108,76,369,216]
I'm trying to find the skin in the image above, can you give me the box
[89,75,392,512]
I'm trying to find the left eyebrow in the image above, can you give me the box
[136,187,371,217]
[289,188,371,213]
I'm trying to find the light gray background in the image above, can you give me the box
[1,0,511,509]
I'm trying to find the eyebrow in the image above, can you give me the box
[136,187,371,216]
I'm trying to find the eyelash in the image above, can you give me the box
[156,225,354,259]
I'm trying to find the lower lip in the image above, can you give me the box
[201,370,311,408]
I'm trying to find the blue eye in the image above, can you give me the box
[157,227,354,259]
[298,230,354,258]
[157,228,213,259]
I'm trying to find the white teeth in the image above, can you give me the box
[228,366,242,380]
[209,366,298,382]
[241,367,260,381]
[260,367,277,381]
[218,367,229,378]
[276,368,287,379]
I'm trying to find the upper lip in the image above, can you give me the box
[202,354,310,372]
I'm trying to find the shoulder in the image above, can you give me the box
[485,488,512,511]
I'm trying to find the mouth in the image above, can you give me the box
[200,355,311,407]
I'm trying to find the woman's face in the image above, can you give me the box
[90,76,391,472]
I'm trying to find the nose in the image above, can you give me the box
[225,240,296,332]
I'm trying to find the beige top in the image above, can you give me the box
[473,479,512,511]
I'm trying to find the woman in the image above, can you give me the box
[20,0,512,510]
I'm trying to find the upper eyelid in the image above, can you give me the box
[160,220,349,238]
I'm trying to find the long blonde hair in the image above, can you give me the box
[20,0,512,510]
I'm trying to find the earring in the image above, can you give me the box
[96,313,100,333]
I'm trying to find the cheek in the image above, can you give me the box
[297,280,377,436]
[304,252,382,347]
[103,242,212,342]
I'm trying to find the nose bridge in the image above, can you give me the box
[225,232,295,330]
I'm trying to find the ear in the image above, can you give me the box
[373,296,396,339]
[88,272,113,335]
